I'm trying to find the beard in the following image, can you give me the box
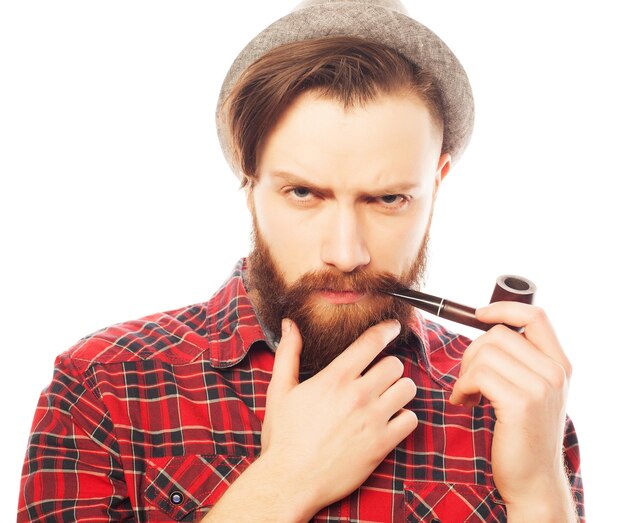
[247,217,430,376]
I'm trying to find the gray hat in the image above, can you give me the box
[216,0,474,174]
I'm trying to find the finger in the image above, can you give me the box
[450,361,521,409]
[459,342,550,399]
[462,325,570,386]
[385,408,418,445]
[268,318,303,396]
[377,377,417,419]
[358,355,405,397]
[476,302,571,375]
[460,325,529,377]
[332,320,401,379]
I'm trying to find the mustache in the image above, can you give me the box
[277,268,408,303]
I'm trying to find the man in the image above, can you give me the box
[18,0,584,521]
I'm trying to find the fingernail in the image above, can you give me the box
[389,319,401,334]
[282,318,291,335]
[384,318,399,328]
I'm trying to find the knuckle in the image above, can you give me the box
[347,388,369,410]
[530,306,548,324]
[398,409,419,432]
[318,359,342,381]
[387,356,405,376]
[398,376,417,397]
[463,343,477,360]
[472,365,487,382]
[530,377,551,400]
[490,324,510,339]
[465,339,484,359]
[562,357,573,379]
[358,327,388,353]
[470,364,491,384]
[460,343,477,371]
[475,343,500,364]
[375,319,401,340]
[365,327,385,346]
[547,363,568,389]
[461,340,493,376]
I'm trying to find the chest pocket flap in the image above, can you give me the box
[144,454,253,521]
[404,480,506,522]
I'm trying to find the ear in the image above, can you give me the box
[238,171,253,210]
[245,184,254,214]
[433,152,451,196]
[436,153,451,186]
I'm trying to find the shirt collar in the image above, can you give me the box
[205,258,444,376]
[205,258,268,368]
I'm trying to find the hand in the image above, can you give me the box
[450,302,575,519]
[260,318,418,518]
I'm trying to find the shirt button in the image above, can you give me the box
[431,519,442,523]
[170,491,184,505]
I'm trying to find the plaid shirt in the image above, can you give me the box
[18,259,584,522]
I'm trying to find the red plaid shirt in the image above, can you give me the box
[18,259,584,522]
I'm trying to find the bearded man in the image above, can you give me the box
[18,1,584,521]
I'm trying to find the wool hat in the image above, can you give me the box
[216,0,474,174]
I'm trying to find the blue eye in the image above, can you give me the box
[377,194,410,207]
[292,187,311,198]
[284,186,317,207]
[380,194,401,204]
[372,194,412,211]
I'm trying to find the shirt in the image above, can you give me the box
[18,258,584,522]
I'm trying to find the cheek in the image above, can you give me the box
[253,194,317,283]
[366,206,431,273]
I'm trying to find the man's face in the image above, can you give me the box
[246,90,450,374]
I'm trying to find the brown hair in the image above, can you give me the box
[222,36,444,187]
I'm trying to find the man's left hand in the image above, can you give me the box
[449,302,577,521]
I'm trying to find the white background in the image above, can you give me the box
[1,1,623,520]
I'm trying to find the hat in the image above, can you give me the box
[216,0,474,173]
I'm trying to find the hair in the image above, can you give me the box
[222,36,445,188]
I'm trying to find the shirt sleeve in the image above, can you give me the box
[563,415,585,521]
[17,352,134,522]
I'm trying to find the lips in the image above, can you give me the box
[318,290,366,304]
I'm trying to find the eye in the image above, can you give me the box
[283,186,318,206]
[291,187,312,199]
[375,194,411,209]
[380,194,402,204]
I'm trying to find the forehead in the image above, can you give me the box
[256,91,443,190]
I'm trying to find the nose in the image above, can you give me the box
[320,204,371,273]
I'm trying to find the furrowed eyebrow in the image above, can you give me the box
[366,183,421,195]
[268,171,304,183]
[269,170,420,197]
[269,171,329,194]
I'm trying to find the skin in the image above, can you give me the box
[452,304,577,520]
[248,90,447,289]
[203,92,577,522]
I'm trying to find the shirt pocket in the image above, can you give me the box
[404,480,506,523]
[143,454,253,522]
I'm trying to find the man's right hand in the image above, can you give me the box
[260,318,418,518]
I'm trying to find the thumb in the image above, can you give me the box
[268,318,303,396]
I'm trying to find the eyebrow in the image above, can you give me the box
[269,170,421,196]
